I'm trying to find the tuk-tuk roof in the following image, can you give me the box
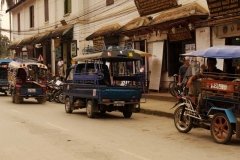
[184,46,240,59]
[8,60,47,69]
[0,58,13,64]
[73,48,142,62]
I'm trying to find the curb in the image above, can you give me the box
[143,94,177,102]
[139,108,174,118]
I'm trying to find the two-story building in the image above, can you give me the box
[7,0,210,91]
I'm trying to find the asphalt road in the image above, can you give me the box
[0,96,239,160]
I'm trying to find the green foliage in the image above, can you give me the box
[0,34,10,58]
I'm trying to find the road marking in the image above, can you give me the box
[46,122,68,131]
[118,149,150,160]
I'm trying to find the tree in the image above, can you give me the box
[0,34,10,58]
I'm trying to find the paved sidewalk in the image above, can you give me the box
[139,92,178,118]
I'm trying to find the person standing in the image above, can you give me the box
[178,57,190,85]
[57,57,64,79]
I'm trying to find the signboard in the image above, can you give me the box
[71,41,77,57]
[168,27,192,41]
[134,0,178,16]
[93,37,105,51]
[215,23,240,38]
[207,0,240,17]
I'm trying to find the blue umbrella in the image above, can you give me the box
[190,46,240,59]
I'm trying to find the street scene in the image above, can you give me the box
[0,0,240,160]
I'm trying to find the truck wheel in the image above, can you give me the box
[211,113,233,144]
[86,100,96,118]
[65,97,73,113]
[123,105,133,118]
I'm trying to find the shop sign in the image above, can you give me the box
[168,27,192,41]
[134,0,178,16]
[207,0,240,17]
[93,37,105,51]
[216,23,240,38]
[71,41,77,58]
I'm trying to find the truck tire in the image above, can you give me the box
[86,100,96,118]
[123,105,133,118]
[65,97,73,113]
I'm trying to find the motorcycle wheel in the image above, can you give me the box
[58,92,65,104]
[174,106,193,133]
[169,81,178,97]
[210,113,233,144]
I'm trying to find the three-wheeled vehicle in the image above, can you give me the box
[63,46,144,118]
[173,46,240,144]
[0,58,12,95]
[8,59,48,104]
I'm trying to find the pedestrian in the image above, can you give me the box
[57,57,64,79]
[178,56,190,85]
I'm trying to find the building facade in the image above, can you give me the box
[8,0,210,91]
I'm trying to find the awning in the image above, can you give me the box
[18,36,36,46]
[150,2,208,28]
[119,16,152,34]
[8,40,22,49]
[33,31,52,44]
[51,25,73,38]
[86,23,121,41]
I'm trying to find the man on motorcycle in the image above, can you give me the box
[186,58,223,109]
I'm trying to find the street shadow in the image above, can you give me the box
[71,111,133,120]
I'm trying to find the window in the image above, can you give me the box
[64,0,71,15]
[29,5,34,28]
[106,0,114,6]
[17,13,20,34]
[44,0,49,22]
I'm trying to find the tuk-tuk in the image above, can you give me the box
[8,59,48,104]
[0,58,12,95]
[64,46,144,118]
[173,46,240,144]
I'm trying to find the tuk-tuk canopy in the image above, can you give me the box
[184,46,240,59]
[73,46,142,62]
[0,58,13,64]
[8,60,47,70]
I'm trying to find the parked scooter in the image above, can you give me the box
[47,77,64,103]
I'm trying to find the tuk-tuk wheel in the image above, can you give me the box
[65,97,73,113]
[13,94,23,104]
[211,113,233,144]
[86,100,96,118]
[123,105,133,118]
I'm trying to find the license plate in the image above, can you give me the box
[28,88,36,93]
[114,101,125,106]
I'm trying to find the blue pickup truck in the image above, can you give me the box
[63,48,144,118]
